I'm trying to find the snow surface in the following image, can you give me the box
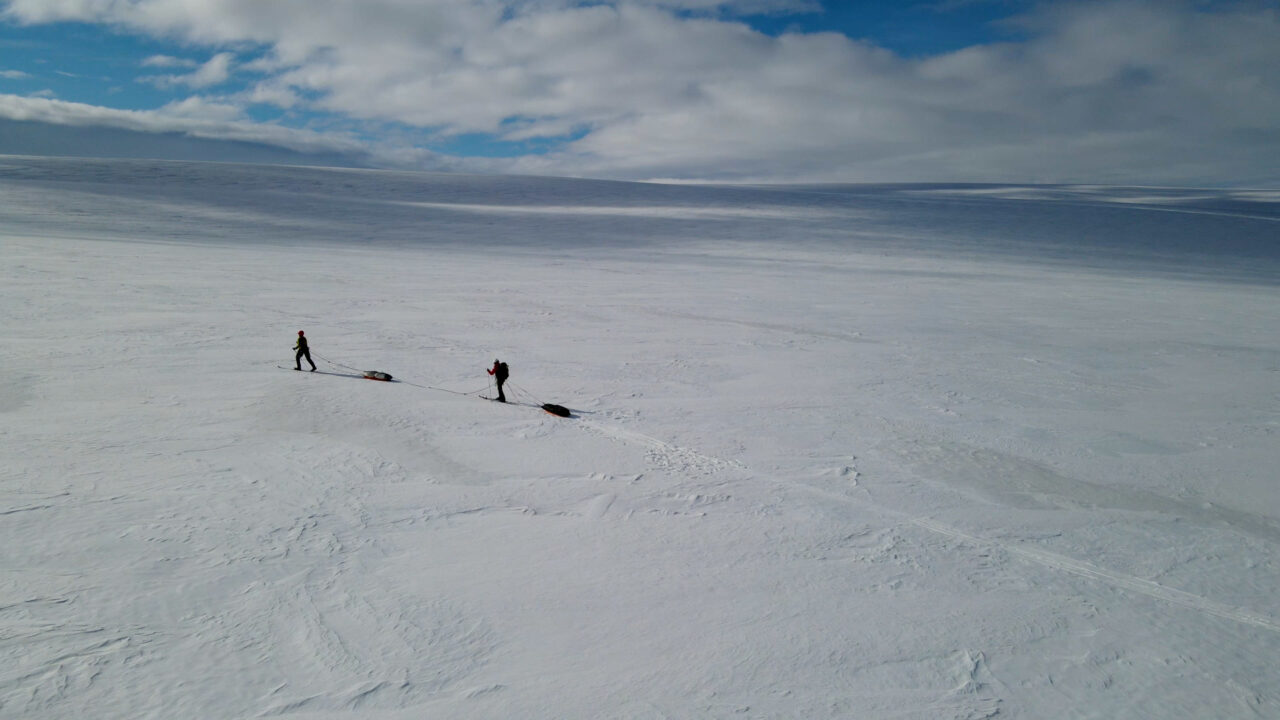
[2,156,1278,719]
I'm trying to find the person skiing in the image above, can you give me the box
[294,330,316,372]
[488,358,509,402]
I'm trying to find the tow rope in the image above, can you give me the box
[310,353,572,417]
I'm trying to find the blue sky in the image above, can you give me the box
[0,0,1277,185]
[745,1,1028,55]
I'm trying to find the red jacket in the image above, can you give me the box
[488,361,508,381]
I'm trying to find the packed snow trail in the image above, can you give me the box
[909,517,1280,634]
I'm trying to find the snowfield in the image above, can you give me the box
[2,156,1278,719]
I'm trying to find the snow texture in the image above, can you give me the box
[1,156,1278,719]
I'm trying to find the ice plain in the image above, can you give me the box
[1,156,1278,718]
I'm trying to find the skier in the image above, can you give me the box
[488,358,509,402]
[294,330,316,372]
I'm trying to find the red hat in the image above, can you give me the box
[298,330,304,335]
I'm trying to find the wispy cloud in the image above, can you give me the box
[142,52,235,89]
[1,69,30,79]
[141,54,199,69]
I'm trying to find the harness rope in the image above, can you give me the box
[313,352,490,398]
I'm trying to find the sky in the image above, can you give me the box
[0,0,1277,185]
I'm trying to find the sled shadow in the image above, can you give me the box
[286,368,397,382]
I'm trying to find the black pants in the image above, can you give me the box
[495,378,506,402]
[296,348,315,370]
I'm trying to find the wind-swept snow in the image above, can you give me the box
[1,157,1278,718]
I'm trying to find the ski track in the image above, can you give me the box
[908,517,1280,635]
[789,446,1280,636]
[882,432,1280,545]
[588,408,1280,638]
[440,388,1280,640]
[575,418,747,480]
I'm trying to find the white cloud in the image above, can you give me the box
[0,93,370,157]
[1,0,1277,184]
[141,54,199,69]
[1,69,31,79]
[187,52,235,88]
[143,52,235,89]
[157,96,246,122]
[241,80,302,110]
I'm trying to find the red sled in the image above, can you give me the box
[363,370,394,382]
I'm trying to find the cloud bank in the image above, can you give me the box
[1,0,1277,184]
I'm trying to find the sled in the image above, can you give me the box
[541,403,572,418]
